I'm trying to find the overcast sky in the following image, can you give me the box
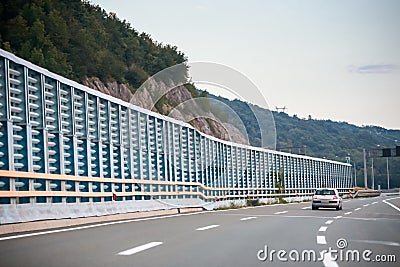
[92,0,400,129]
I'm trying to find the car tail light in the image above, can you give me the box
[332,195,338,200]
[313,196,318,200]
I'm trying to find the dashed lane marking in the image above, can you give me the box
[323,252,339,267]
[325,220,334,225]
[319,226,328,232]
[240,217,257,221]
[274,211,288,215]
[354,208,361,211]
[196,224,220,231]
[317,235,327,245]
[117,242,163,256]
[344,212,352,215]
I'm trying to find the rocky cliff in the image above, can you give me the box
[83,77,249,145]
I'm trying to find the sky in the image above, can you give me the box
[92,0,400,130]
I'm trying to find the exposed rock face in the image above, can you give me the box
[83,77,249,145]
[83,77,133,103]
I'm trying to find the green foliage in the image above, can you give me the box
[154,95,171,113]
[0,0,187,88]
[184,83,201,98]
[246,199,260,206]
[275,171,285,194]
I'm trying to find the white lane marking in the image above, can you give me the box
[196,224,220,231]
[325,220,334,225]
[118,242,163,256]
[334,216,342,219]
[344,212,352,215]
[351,239,400,247]
[274,211,288,215]
[344,200,351,203]
[323,252,339,267]
[385,196,400,201]
[319,226,328,232]
[302,207,311,210]
[363,204,370,207]
[0,211,207,242]
[317,235,327,245]
[354,208,361,211]
[383,200,400,213]
[240,216,257,221]
[371,201,378,205]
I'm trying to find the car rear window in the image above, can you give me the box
[315,189,335,195]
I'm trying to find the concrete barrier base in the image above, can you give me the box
[354,190,381,198]
[0,207,204,236]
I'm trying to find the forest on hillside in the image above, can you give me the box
[209,94,400,188]
[0,0,187,90]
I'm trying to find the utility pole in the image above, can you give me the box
[371,157,375,190]
[386,157,390,190]
[363,148,367,189]
[353,161,357,187]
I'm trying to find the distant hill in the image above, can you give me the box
[210,94,400,188]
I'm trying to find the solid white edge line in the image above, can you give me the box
[351,240,400,247]
[118,242,163,256]
[319,226,328,232]
[317,235,327,245]
[240,217,257,221]
[196,224,220,231]
[325,220,334,225]
[0,211,207,242]
[383,200,400,213]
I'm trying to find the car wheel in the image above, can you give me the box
[336,205,340,210]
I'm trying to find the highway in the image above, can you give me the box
[0,195,399,267]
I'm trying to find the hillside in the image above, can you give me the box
[0,0,186,86]
[0,0,247,143]
[1,0,398,188]
[210,94,400,188]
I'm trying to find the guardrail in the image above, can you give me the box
[0,170,353,200]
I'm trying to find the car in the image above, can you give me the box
[312,188,342,210]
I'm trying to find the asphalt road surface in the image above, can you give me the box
[1,194,399,267]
